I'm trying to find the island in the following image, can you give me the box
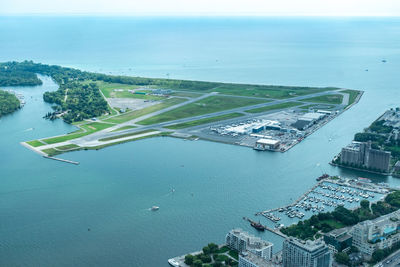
[0,61,362,159]
[331,108,400,176]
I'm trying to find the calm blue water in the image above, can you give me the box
[0,17,400,266]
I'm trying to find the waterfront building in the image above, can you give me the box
[292,112,326,131]
[226,229,273,260]
[254,139,280,151]
[323,228,352,253]
[351,209,400,255]
[292,117,313,130]
[394,161,400,172]
[340,141,391,173]
[282,238,332,267]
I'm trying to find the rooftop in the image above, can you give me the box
[229,228,273,249]
[286,237,327,252]
[240,252,271,267]
[256,138,280,145]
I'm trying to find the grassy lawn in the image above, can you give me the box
[111,125,137,132]
[42,148,60,156]
[99,129,156,142]
[211,84,337,99]
[165,112,244,129]
[93,81,166,100]
[302,94,343,104]
[340,89,361,106]
[55,144,80,151]
[92,81,140,98]
[26,140,46,147]
[245,101,302,113]
[319,219,345,229]
[138,96,267,125]
[42,122,113,144]
[228,250,239,261]
[104,98,186,124]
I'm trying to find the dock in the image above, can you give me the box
[43,156,80,165]
[243,217,287,238]
[256,180,324,216]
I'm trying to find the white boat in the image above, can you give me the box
[151,206,159,211]
[168,258,180,267]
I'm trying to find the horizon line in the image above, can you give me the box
[0,12,399,17]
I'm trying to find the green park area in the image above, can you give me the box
[165,113,244,129]
[137,95,267,125]
[183,243,238,267]
[245,101,302,113]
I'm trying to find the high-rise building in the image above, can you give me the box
[226,229,273,260]
[340,141,391,173]
[282,238,332,267]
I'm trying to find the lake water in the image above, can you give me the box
[0,16,400,266]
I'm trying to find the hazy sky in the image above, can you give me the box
[1,0,400,16]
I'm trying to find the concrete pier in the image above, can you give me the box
[243,217,287,238]
[43,156,80,165]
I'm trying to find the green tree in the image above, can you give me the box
[360,200,370,210]
[208,243,218,253]
[184,254,194,265]
[371,249,385,263]
[193,259,202,267]
[200,254,211,263]
[225,257,233,266]
[335,252,350,265]
[203,246,211,255]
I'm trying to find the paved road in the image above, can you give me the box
[377,249,400,266]
[340,92,350,106]
[64,89,343,145]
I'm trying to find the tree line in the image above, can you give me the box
[0,90,20,117]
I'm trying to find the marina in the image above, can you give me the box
[255,176,389,225]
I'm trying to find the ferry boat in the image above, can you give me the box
[316,174,330,181]
[168,258,180,267]
[251,221,265,231]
